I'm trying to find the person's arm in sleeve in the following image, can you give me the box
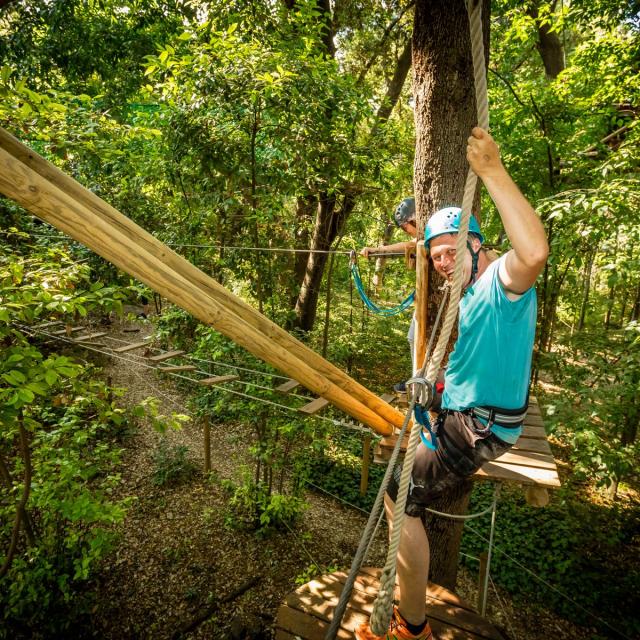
[360,239,417,259]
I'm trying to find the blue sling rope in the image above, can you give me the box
[349,260,415,317]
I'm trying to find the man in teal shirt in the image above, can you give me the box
[356,127,549,640]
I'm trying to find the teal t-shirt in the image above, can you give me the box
[442,255,537,444]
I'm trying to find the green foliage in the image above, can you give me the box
[461,483,640,638]
[223,471,306,536]
[0,233,132,636]
[151,440,197,487]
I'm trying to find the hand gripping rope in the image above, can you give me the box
[324,1,490,637]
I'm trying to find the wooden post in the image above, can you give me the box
[476,551,489,614]
[360,435,371,497]
[0,144,395,435]
[0,127,405,433]
[203,416,211,474]
[413,243,429,372]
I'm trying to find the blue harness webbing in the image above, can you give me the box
[350,261,415,316]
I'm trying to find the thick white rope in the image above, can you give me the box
[369,1,490,633]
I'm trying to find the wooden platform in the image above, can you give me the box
[373,397,560,490]
[275,567,506,640]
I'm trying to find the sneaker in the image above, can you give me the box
[355,606,433,640]
[393,381,407,393]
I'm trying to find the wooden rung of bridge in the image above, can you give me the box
[52,326,83,335]
[199,374,239,386]
[157,364,197,373]
[33,320,63,329]
[113,340,151,353]
[73,332,108,342]
[147,350,185,362]
[298,397,330,415]
[276,379,301,393]
[275,567,506,640]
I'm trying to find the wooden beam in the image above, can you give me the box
[199,375,239,386]
[0,127,404,434]
[147,349,185,362]
[113,340,150,353]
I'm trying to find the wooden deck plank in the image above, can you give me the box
[147,349,185,362]
[299,397,330,415]
[495,450,557,470]
[275,570,506,640]
[511,437,551,455]
[199,374,239,386]
[476,461,560,487]
[276,379,301,393]
[521,424,546,439]
[113,340,151,353]
[157,365,197,373]
[306,573,503,639]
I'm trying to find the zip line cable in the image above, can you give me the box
[10,230,408,259]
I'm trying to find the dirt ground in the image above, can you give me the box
[83,320,596,640]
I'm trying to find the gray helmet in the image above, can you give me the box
[393,197,416,227]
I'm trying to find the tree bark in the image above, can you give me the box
[294,192,356,331]
[577,249,595,331]
[372,38,413,133]
[412,0,490,588]
[423,479,473,590]
[631,280,640,322]
[526,1,565,79]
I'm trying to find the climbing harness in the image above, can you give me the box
[349,251,415,316]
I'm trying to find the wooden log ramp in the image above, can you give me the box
[0,127,406,436]
[275,567,506,640]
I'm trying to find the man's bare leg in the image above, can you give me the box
[384,493,429,626]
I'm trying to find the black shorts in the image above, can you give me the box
[386,410,513,517]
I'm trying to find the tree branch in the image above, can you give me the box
[357,0,415,84]
[0,415,32,578]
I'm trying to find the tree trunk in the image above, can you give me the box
[372,39,413,133]
[289,195,315,311]
[412,0,490,588]
[605,281,616,328]
[527,1,565,79]
[423,478,474,590]
[294,192,357,331]
[631,280,640,322]
[577,249,595,331]
[372,223,396,292]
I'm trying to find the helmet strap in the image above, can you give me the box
[466,240,480,286]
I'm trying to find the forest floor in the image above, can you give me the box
[82,318,599,640]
